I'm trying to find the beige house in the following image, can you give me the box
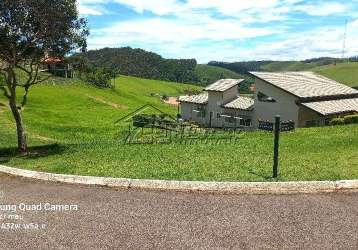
[179,72,358,128]
[250,71,358,127]
[179,79,254,128]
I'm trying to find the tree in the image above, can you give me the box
[0,0,88,153]
[82,67,116,89]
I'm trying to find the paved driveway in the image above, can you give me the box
[0,173,357,249]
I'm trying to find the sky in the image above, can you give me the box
[77,0,358,63]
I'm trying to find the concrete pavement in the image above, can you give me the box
[0,173,357,249]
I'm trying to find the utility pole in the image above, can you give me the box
[342,19,348,59]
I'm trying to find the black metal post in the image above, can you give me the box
[273,115,281,178]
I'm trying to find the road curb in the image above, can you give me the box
[1,165,358,194]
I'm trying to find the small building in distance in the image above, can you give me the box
[178,72,358,129]
[41,56,74,78]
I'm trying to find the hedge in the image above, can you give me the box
[330,118,345,126]
[344,115,358,124]
[330,114,358,126]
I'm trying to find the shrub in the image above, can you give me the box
[344,115,358,124]
[330,118,345,126]
[132,114,175,128]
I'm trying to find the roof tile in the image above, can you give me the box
[250,71,358,99]
[204,79,244,92]
[301,98,358,116]
[223,96,254,110]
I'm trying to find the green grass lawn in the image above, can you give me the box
[260,61,358,88]
[261,61,319,72]
[1,75,357,182]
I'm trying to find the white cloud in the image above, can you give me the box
[78,4,104,15]
[186,0,280,16]
[89,16,281,49]
[83,0,358,62]
[295,2,348,16]
[113,0,183,15]
[77,0,110,15]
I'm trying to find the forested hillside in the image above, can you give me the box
[208,57,348,74]
[78,47,198,84]
[73,47,244,88]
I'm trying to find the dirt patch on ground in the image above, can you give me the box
[30,134,57,142]
[86,95,128,110]
[0,102,7,113]
[163,97,179,106]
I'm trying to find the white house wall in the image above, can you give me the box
[298,106,324,127]
[181,102,207,125]
[253,78,300,127]
[222,87,238,103]
[207,92,224,127]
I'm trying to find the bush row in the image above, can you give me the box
[330,114,358,126]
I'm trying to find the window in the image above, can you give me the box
[193,105,205,118]
[258,92,276,103]
[225,116,235,123]
[240,119,252,127]
[197,111,206,118]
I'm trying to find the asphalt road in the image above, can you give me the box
[0,174,357,250]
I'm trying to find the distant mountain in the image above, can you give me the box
[209,58,358,88]
[208,57,348,74]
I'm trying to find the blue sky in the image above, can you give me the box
[78,0,358,63]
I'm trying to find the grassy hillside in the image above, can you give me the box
[0,76,200,142]
[260,61,318,72]
[195,64,243,85]
[257,61,358,88]
[0,76,357,182]
[77,47,198,84]
[313,62,358,88]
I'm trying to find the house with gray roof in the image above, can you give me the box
[250,71,358,127]
[178,72,358,129]
[179,79,253,128]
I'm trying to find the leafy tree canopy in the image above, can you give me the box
[0,0,88,152]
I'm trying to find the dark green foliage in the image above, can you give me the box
[330,115,358,126]
[132,114,175,128]
[0,0,88,62]
[0,0,88,152]
[344,115,358,124]
[74,47,198,84]
[330,118,345,126]
[208,61,273,74]
[209,58,345,75]
[195,64,242,85]
[82,67,116,88]
[349,56,358,62]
